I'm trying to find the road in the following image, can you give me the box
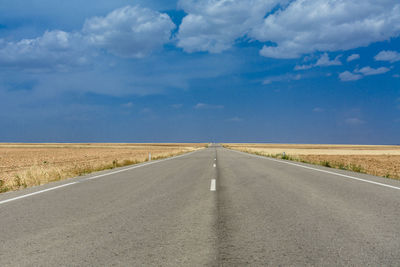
[1,145,400,266]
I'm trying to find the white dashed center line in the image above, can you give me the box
[210,179,216,191]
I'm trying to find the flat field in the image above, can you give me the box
[224,144,400,180]
[0,143,206,193]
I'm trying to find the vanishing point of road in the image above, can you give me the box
[1,144,400,266]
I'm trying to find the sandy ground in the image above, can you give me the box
[224,144,400,179]
[0,143,206,192]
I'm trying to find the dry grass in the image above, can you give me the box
[0,143,206,193]
[224,143,400,180]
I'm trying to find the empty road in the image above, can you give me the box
[1,145,400,266]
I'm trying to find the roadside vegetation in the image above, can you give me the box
[0,143,206,193]
[223,144,400,180]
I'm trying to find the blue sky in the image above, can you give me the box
[0,0,399,144]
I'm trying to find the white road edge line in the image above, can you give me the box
[210,179,216,191]
[229,149,400,191]
[0,149,201,206]
[0,183,77,205]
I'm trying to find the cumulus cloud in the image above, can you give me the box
[255,1,400,58]
[83,6,175,58]
[339,65,390,82]
[177,0,287,53]
[339,71,363,82]
[0,30,87,69]
[355,66,390,76]
[0,5,176,70]
[294,64,313,71]
[178,0,400,58]
[294,53,341,70]
[315,53,342,67]
[374,50,400,63]
[347,54,360,62]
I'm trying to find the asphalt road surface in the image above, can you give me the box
[1,145,400,266]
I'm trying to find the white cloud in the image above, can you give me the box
[178,0,400,58]
[0,30,87,69]
[0,5,176,70]
[294,64,313,71]
[339,65,389,82]
[347,54,360,62]
[339,71,363,82]
[259,45,299,59]
[294,53,341,70]
[315,53,342,67]
[177,0,287,53]
[355,66,390,76]
[194,103,224,109]
[256,1,400,59]
[83,6,175,58]
[313,107,324,112]
[374,50,400,63]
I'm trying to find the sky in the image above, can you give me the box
[0,0,399,144]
